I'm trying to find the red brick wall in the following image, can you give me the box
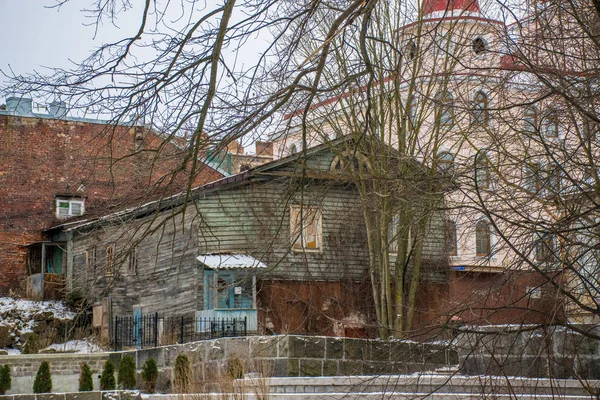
[0,115,222,295]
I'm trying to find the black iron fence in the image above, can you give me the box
[113,313,247,350]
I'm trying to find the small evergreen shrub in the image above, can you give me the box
[141,358,158,393]
[173,354,190,393]
[0,365,11,395]
[117,355,137,390]
[21,333,39,354]
[100,360,116,391]
[79,363,93,392]
[33,361,52,393]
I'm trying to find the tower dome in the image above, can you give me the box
[422,0,480,15]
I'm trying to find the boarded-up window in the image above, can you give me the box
[106,245,115,276]
[127,247,137,275]
[86,247,97,275]
[290,205,322,251]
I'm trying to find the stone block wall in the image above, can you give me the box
[108,335,457,391]
[0,353,109,394]
[456,325,600,379]
[0,335,457,394]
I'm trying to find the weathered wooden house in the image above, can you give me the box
[46,138,448,337]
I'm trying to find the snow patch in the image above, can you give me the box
[43,340,104,353]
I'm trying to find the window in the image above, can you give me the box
[436,151,455,175]
[545,163,561,194]
[105,245,115,276]
[435,92,454,127]
[408,95,418,127]
[535,233,557,263]
[543,110,559,138]
[524,162,542,193]
[471,91,489,126]
[389,215,399,253]
[475,220,491,257]
[472,37,487,54]
[85,247,97,275]
[330,152,370,173]
[405,40,417,61]
[289,143,298,155]
[445,220,458,256]
[56,198,85,218]
[127,247,137,275]
[527,286,542,299]
[290,205,322,251]
[475,151,491,189]
[523,106,537,133]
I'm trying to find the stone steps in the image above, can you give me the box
[144,374,600,399]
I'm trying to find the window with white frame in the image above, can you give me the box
[408,95,418,128]
[290,205,322,251]
[475,151,492,189]
[435,91,454,127]
[543,110,559,138]
[56,198,85,218]
[471,91,489,126]
[389,215,399,253]
[522,106,537,133]
[534,233,557,264]
[436,151,455,175]
[523,162,542,193]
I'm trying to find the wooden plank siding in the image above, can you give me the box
[54,207,203,317]
[196,179,370,281]
[51,141,448,328]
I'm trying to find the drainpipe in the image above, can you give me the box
[41,243,46,300]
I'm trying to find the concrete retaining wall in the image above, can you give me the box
[456,325,600,379]
[0,391,139,400]
[0,353,108,395]
[108,335,456,390]
[0,335,456,394]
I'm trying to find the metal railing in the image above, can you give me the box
[113,313,247,350]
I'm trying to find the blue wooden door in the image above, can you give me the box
[204,270,234,309]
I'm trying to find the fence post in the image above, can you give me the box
[180,315,184,344]
[114,317,119,352]
[244,316,247,336]
[154,312,158,347]
[233,318,237,337]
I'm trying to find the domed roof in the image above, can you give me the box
[422,0,480,15]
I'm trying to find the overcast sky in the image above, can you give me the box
[1,2,143,78]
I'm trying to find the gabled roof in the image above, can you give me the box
[46,136,358,233]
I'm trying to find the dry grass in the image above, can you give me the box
[176,355,273,400]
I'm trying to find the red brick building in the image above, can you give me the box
[0,97,223,296]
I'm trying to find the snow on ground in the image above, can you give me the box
[0,297,76,320]
[43,339,104,353]
[0,297,80,350]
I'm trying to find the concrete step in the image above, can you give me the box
[259,374,600,396]
[146,393,597,400]
[144,374,600,399]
